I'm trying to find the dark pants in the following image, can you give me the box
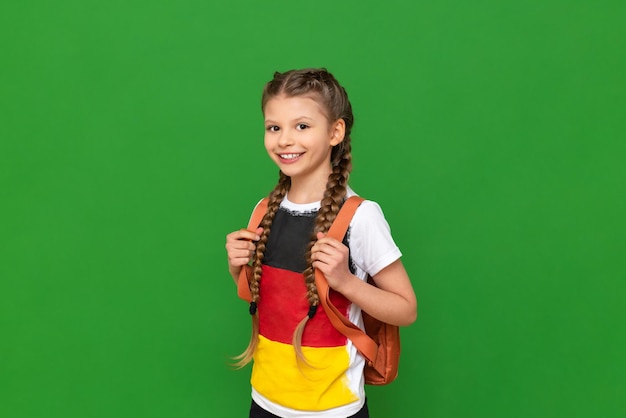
[250,399,369,418]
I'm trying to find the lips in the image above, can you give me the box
[278,153,304,163]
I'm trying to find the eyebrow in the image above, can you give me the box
[264,116,315,124]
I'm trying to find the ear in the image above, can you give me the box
[329,119,346,146]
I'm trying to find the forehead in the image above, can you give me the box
[263,95,328,120]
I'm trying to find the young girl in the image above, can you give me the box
[225,68,417,418]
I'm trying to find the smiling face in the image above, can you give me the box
[263,94,345,188]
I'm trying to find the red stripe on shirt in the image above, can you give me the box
[258,264,350,347]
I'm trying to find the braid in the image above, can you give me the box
[292,141,352,365]
[232,171,290,368]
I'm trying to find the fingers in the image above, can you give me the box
[228,228,262,242]
[311,234,348,265]
[311,234,351,290]
[312,234,345,254]
[225,228,263,267]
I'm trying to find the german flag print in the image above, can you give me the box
[250,207,361,411]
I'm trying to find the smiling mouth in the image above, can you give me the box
[278,153,303,162]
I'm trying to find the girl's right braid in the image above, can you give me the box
[232,171,290,368]
[250,172,290,308]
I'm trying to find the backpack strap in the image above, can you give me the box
[314,196,379,367]
[237,198,269,302]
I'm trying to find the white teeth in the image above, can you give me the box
[280,153,301,159]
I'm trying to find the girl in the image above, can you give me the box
[225,68,417,418]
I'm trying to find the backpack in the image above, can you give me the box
[237,196,401,385]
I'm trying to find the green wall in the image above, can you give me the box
[1,1,624,417]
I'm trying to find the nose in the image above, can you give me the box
[277,129,294,147]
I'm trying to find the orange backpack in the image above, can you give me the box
[237,196,401,385]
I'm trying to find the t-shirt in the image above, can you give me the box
[250,189,402,418]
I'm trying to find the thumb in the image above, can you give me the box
[255,227,264,237]
[316,232,326,240]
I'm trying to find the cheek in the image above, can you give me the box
[264,135,277,157]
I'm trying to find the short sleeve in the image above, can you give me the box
[348,200,402,277]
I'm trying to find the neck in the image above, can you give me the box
[287,170,332,204]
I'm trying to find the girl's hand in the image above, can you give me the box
[313,234,418,327]
[225,227,263,280]
[311,232,354,292]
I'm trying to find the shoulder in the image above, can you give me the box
[346,188,389,225]
[352,200,393,238]
[348,199,390,238]
[245,197,270,228]
[251,197,269,215]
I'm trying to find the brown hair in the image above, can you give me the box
[233,68,354,368]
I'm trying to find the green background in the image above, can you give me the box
[1,1,624,417]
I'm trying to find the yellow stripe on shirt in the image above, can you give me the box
[251,335,358,411]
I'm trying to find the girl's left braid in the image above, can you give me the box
[232,171,290,368]
[292,141,352,365]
